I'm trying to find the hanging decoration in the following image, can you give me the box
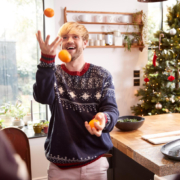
[137,0,167,2]
[153,51,157,67]
[155,102,162,109]
[169,28,177,35]
[144,77,149,84]
[168,75,175,81]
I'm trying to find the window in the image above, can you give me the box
[0,0,46,120]
[148,1,177,62]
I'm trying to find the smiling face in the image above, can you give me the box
[61,34,87,61]
[58,22,89,62]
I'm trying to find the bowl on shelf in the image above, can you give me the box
[115,115,145,131]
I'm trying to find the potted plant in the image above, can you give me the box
[123,35,132,51]
[0,103,14,127]
[10,102,27,127]
[43,121,49,134]
[132,11,143,24]
[33,122,43,134]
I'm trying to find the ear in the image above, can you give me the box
[83,40,88,49]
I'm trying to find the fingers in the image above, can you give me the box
[85,121,102,137]
[45,35,50,45]
[38,30,44,44]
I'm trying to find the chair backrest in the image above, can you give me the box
[2,127,32,180]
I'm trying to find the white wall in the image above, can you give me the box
[44,0,148,116]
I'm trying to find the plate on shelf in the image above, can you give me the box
[161,139,180,161]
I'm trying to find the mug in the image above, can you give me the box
[100,40,105,46]
[95,15,103,22]
[116,16,122,23]
[77,14,89,22]
[121,15,132,23]
[95,40,100,46]
[106,15,113,23]
[89,39,94,46]
[97,34,103,40]
[114,30,121,37]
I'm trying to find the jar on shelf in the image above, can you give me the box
[105,33,113,45]
[113,30,122,46]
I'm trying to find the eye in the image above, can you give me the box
[63,36,67,40]
[74,35,79,39]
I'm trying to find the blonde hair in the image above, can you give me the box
[58,22,89,41]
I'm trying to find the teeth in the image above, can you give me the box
[68,47,75,49]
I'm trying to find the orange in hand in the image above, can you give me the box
[89,119,100,129]
[44,8,54,18]
[58,50,71,63]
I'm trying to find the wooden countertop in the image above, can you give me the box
[110,113,180,177]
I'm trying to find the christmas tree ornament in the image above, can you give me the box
[144,77,149,84]
[170,97,175,103]
[165,109,169,113]
[159,33,164,50]
[155,102,162,109]
[166,97,169,102]
[170,28,177,35]
[168,75,175,81]
[152,51,157,67]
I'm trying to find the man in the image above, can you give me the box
[34,22,119,180]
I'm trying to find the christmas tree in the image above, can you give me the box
[131,0,180,116]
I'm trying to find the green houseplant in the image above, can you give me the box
[33,122,43,134]
[43,121,49,134]
[10,102,27,127]
[123,35,132,51]
[0,119,4,129]
[0,103,14,127]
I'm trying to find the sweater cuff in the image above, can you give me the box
[39,53,56,67]
[103,113,111,129]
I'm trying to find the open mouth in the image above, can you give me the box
[66,47,76,52]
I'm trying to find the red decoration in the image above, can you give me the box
[168,75,175,81]
[144,77,149,84]
[153,51,157,67]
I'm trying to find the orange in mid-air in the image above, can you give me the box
[44,8,54,18]
[89,119,100,129]
[58,50,71,63]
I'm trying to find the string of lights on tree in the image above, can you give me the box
[131,0,180,116]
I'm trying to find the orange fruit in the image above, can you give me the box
[89,119,100,129]
[58,50,71,63]
[44,8,54,18]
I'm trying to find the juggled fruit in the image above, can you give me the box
[44,8,54,18]
[58,50,71,63]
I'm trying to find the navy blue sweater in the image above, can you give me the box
[33,53,119,169]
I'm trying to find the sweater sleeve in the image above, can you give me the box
[33,53,56,105]
[99,73,119,133]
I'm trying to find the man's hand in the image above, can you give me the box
[36,30,62,56]
[85,112,106,137]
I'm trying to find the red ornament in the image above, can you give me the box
[144,77,149,84]
[153,51,157,67]
[168,75,175,81]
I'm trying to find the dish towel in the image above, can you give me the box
[142,130,180,145]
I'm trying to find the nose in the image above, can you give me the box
[67,36,74,43]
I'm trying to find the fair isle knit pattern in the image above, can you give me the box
[33,53,119,169]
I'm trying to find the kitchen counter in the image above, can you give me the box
[21,126,47,139]
[110,113,180,177]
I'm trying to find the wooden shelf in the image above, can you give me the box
[88,32,141,34]
[87,45,144,48]
[77,21,143,26]
[64,7,144,52]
